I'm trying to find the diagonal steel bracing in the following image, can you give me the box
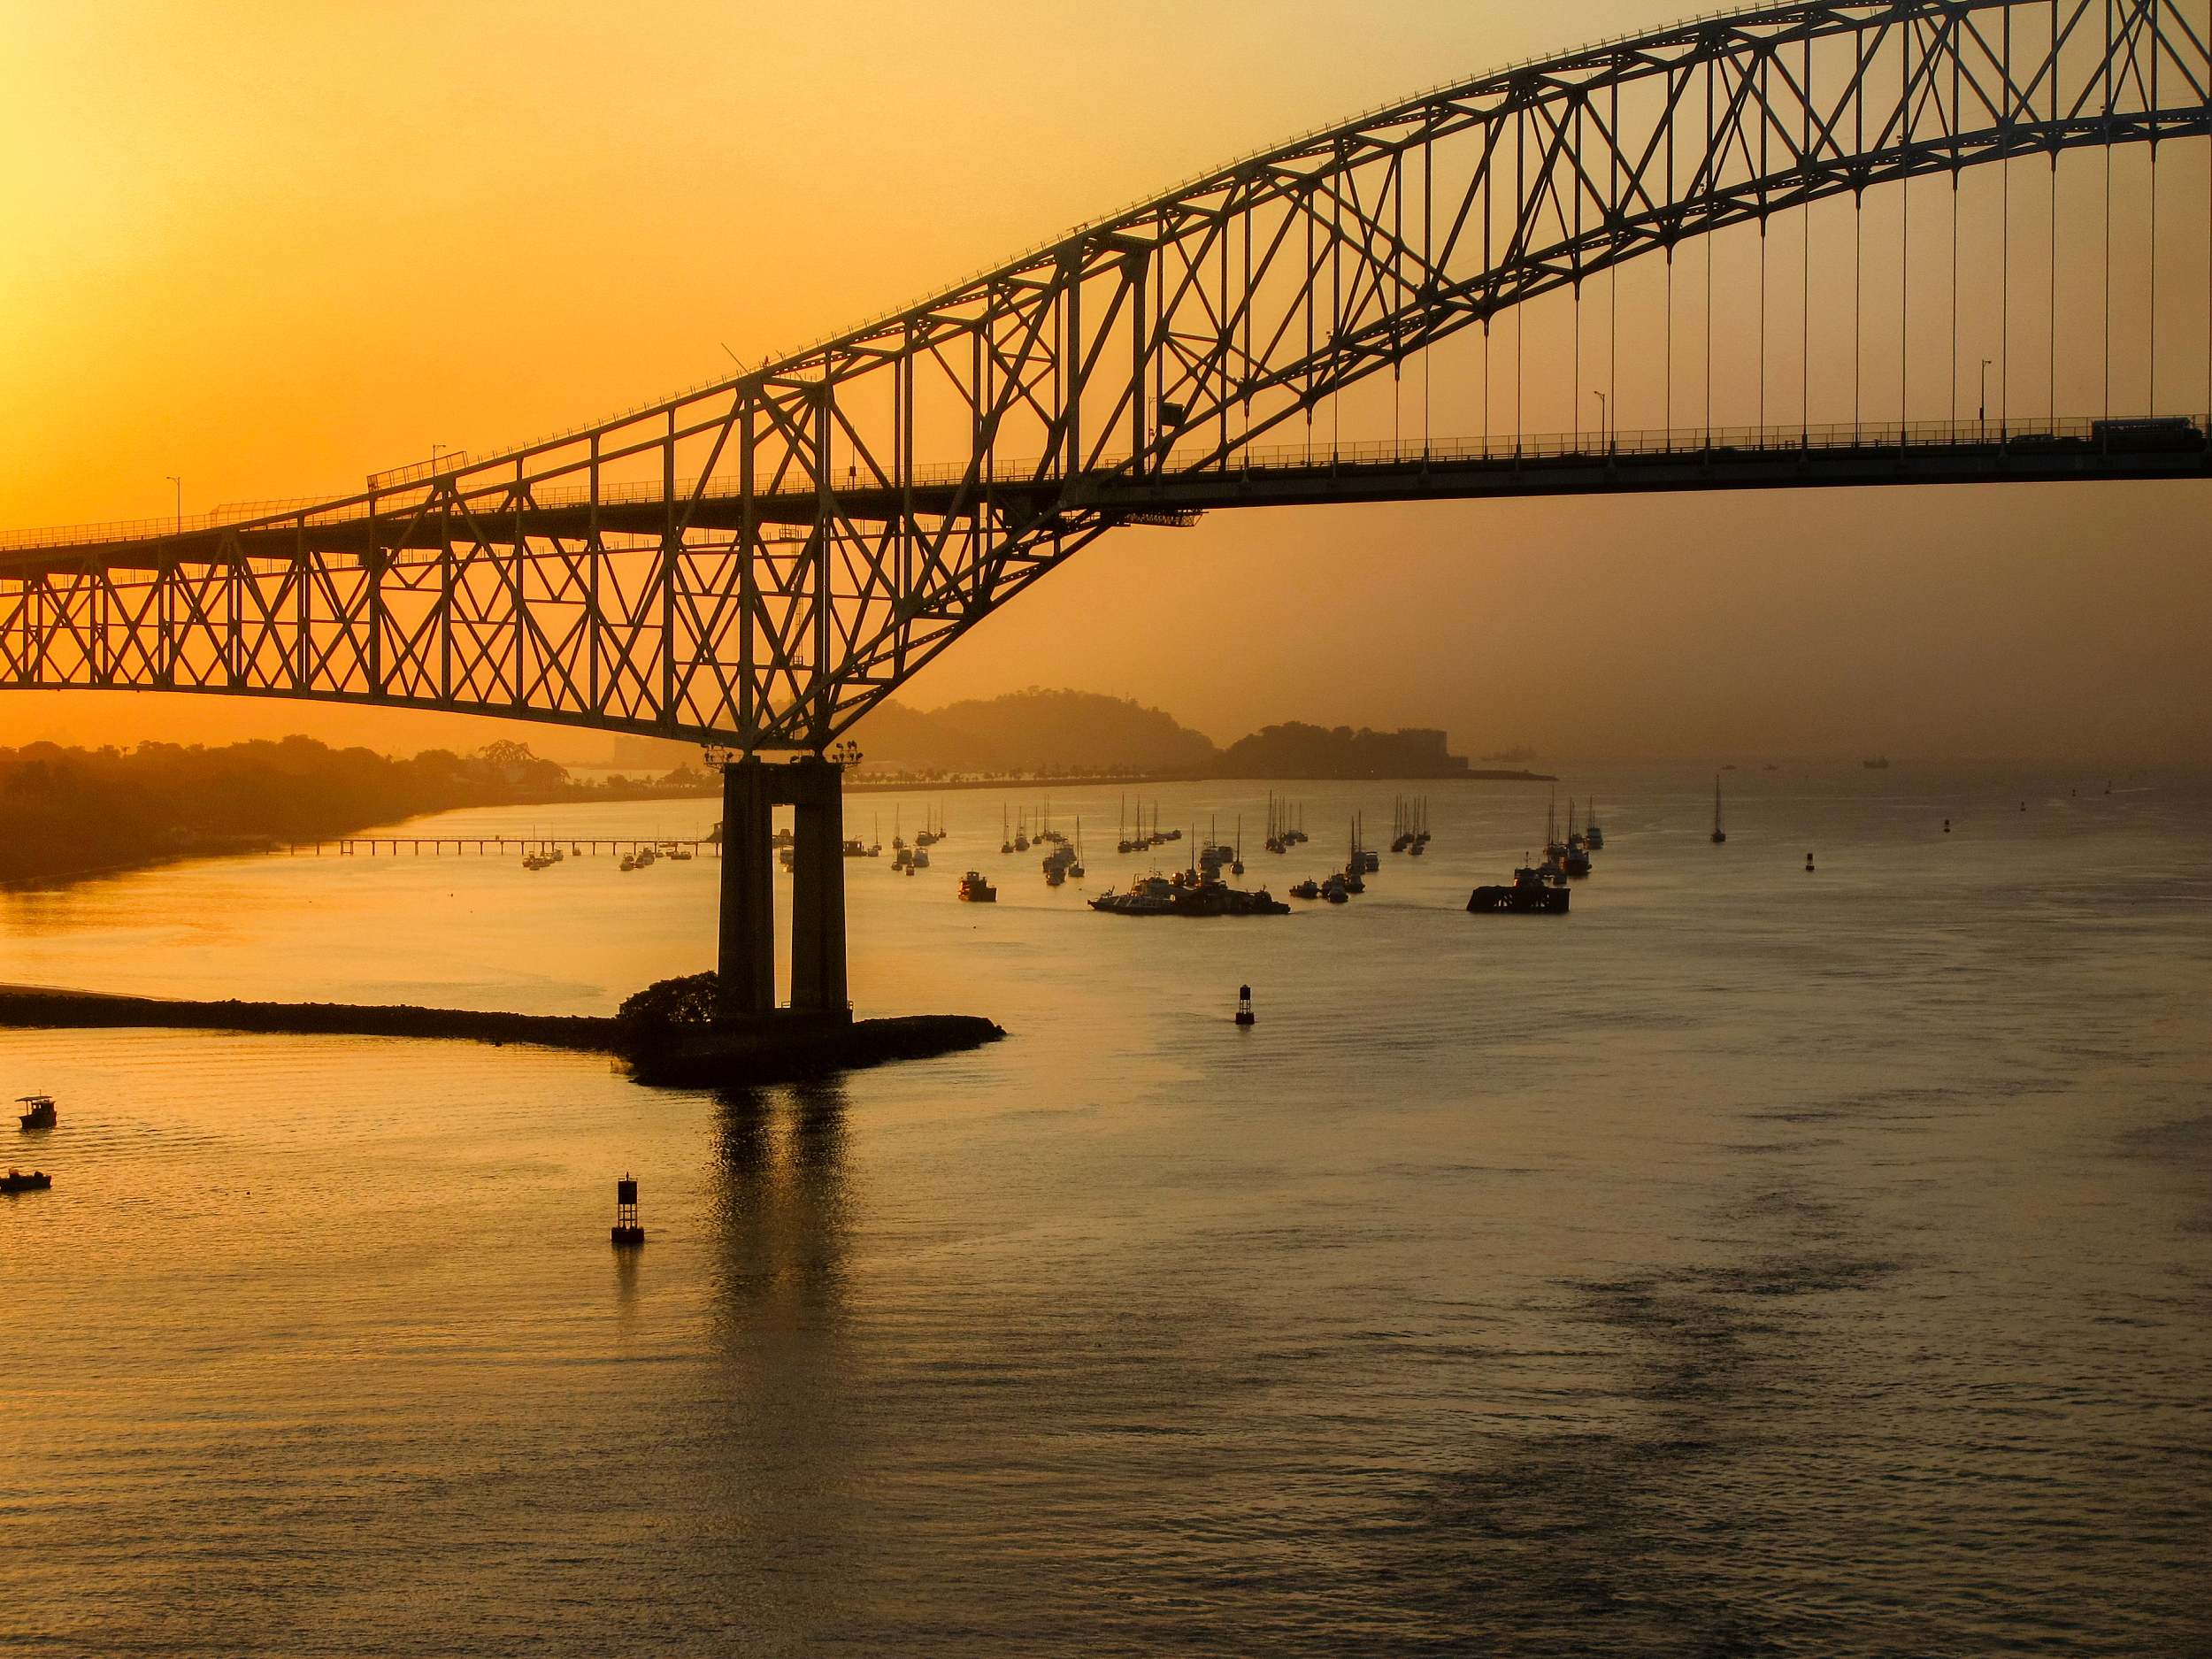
[2,0,2208,749]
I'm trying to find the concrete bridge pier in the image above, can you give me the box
[715,756,849,1022]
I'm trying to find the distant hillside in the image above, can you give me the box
[850,688,1219,777]
[1214,723,1472,779]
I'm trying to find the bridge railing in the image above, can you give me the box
[4,411,2200,557]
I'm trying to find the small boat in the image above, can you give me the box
[1289,878,1320,900]
[1467,864,1572,914]
[1584,800,1605,851]
[17,1095,56,1130]
[3,1167,51,1193]
[957,871,997,902]
[1711,777,1727,844]
[620,855,638,872]
[1088,873,1288,917]
[1563,801,1592,877]
[1863,757,1890,770]
[669,846,694,861]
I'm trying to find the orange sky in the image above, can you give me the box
[3,0,2206,762]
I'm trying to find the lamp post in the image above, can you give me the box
[164,476,181,535]
[1592,390,1608,450]
[1978,358,1993,432]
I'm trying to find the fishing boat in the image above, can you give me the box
[1466,864,1572,914]
[1288,878,1320,900]
[1710,777,1727,844]
[17,1095,56,1130]
[3,1168,51,1193]
[957,871,997,902]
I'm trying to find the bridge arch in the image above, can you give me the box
[4,0,2208,749]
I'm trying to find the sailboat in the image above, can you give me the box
[1710,777,1727,844]
[1563,800,1592,877]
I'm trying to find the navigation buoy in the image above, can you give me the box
[1805,853,1815,872]
[1234,983,1256,1026]
[1943,818,1951,833]
[611,1176,644,1245]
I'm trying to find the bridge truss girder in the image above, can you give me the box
[3,0,2206,749]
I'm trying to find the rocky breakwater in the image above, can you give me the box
[0,975,1002,1090]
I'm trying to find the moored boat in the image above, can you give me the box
[958,871,997,902]
[3,1167,51,1192]
[1467,864,1572,914]
[1089,873,1288,916]
[16,1095,56,1130]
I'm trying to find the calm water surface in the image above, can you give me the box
[3,765,2208,1655]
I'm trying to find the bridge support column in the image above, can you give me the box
[714,754,849,1023]
[787,757,849,1017]
[716,760,775,1018]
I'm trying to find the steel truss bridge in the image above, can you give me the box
[5,0,2209,754]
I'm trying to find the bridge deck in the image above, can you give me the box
[4,421,2204,574]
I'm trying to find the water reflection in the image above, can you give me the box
[681,1082,867,1640]
[706,1079,854,1327]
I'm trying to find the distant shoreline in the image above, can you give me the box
[846,770,1555,794]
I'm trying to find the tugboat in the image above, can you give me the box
[1710,777,1728,844]
[3,1167,51,1193]
[1467,862,1572,914]
[17,1095,56,1130]
[958,871,997,902]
